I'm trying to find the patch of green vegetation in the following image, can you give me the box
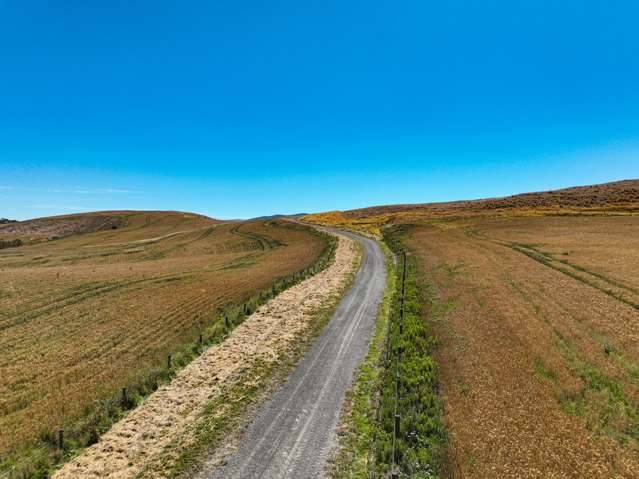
[456,380,471,396]
[220,252,261,270]
[502,275,550,325]
[372,225,447,478]
[552,333,639,446]
[504,274,639,442]
[611,351,639,382]
[229,223,282,250]
[431,297,457,319]
[533,358,556,382]
[469,285,488,309]
[329,243,396,478]
[463,227,483,238]
[440,261,467,278]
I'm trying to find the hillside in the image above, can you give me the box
[304,180,639,478]
[0,211,328,476]
[347,179,639,216]
[303,179,639,236]
[0,210,217,240]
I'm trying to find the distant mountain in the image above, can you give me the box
[250,213,308,221]
[0,218,17,225]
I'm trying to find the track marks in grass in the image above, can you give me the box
[1,273,194,332]
[508,243,639,311]
[509,273,639,448]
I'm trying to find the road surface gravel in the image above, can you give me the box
[208,229,386,478]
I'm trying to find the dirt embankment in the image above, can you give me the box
[53,232,357,479]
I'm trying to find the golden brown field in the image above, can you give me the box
[405,216,639,477]
[303,179,639,238]
[304,180,639,477]
[0,211,325,460]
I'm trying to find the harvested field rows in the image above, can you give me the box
[0,212,325,468]
[53,231,357,479]
[405,216,639,478]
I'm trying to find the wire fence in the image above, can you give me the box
[390,249,407,479]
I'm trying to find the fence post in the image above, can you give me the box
[58,428,64,449]
[167,354,172,368]
[121,388,128,408]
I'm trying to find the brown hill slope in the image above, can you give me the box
[346,179,639,218]
[303,179,639,237]
[0,210,217,240]
[0,211,327,474]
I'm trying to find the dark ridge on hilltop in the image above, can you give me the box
[0,218,17,224]
[343,179,639,218]
[250,213,308,221]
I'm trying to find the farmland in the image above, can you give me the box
[405,216,639,477]
[0,211,326,469]
[307,180,639,477]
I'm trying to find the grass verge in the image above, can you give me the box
[329,225,447,478]
[328,242,395,477]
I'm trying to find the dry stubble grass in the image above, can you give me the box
[0,212,324,461]
[406,216,639,478]
[53,232,356,479]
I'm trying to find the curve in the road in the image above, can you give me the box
[208,229,386,479]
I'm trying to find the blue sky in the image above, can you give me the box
[1,1,638,220]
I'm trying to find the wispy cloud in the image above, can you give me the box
[73,188,137,194]
[2,186,138,194]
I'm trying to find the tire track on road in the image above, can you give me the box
[208,229,385,478]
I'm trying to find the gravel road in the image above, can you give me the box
[208,229,386,478]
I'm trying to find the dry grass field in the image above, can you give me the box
[405,216,639,477]
[0,211,325,464]
[305,180,639,477]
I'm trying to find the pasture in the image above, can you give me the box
[0,212,325,464]
[305,181,639,477]
[405,216,639,477]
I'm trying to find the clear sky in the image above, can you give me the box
[2,1,638,220]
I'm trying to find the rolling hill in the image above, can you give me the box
[0,210,329,476]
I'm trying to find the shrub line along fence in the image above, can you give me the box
[0,223,337,479]
[373,226,446,478]
[390,249,407,479]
